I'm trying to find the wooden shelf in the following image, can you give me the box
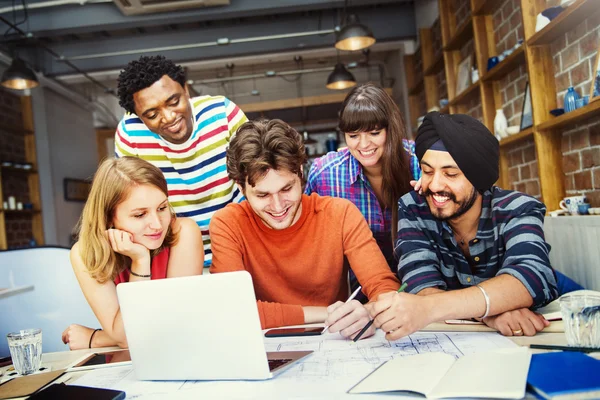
[444,16,473,51]
[408,79,424,96]
[527,0,600,46]
[481,46,526,82]
[423,52,444,76]
[1,209,41,214]
[449,81,480,106]
[499,127,534,147]
[537,100,600,131]
[472,0,501,16]
[0,126,34,135]
[0,165,37,174]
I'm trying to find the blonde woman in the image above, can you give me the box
[62,157,203,349]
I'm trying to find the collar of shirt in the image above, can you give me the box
[347,151,363,185]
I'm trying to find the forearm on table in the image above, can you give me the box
[91,330,119,348]
[422,275,534,322]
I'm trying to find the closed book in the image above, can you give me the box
[527,352,600,400]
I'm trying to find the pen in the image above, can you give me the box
[529,344,600,353]
[353,282,408,342]
[322,286,363,334]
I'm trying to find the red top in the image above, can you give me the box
[114,248,170,285]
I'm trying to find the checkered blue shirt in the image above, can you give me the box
[396,187,558,308]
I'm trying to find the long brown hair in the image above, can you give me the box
[74,157,178,283]
[339,83,412,242]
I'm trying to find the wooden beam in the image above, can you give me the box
[21,96,45,246]
[240,88,393,113]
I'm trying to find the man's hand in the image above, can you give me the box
[364,291,434,341]
[482,308,549,336]
[325,300,374,340]
[62,324,95,350]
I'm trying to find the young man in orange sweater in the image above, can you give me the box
[209,119,401,340]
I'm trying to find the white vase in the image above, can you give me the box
[494,109,508,139]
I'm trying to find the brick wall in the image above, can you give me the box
[561,117,600,206]
[506,139,541,199]
[437,68,448,104]
[454,0,470,29]
[0,88,33,248]
[500,65,528,128]
[432,18,442,61]
[493,0,524,55]
[550,6,600,206]
[414,47,423,84]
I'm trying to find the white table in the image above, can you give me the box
[2,327,581,400]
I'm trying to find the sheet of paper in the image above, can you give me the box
[72,330,517,399]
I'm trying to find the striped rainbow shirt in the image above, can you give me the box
[114,95,247,266]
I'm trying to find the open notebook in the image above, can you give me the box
[348,347,531,399]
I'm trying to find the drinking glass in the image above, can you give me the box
[559,292,600,348]
[6,329,43,375]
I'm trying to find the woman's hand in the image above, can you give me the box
[62,324,95,350]
[410,177,423,194]
[106,228,149,263]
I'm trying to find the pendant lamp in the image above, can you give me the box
[335,14,376,52]
[1,58,39,90]
[326,63,356,90]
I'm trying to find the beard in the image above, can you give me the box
[424,186,478,221]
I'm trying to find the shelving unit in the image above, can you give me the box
[404,0,599,210]
[0,96,44,250]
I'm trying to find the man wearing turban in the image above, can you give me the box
[365,112,559,340]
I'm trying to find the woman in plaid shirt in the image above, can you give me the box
[306,84,420,291]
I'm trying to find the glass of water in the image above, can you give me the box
[6,329,43,375]
[559,291,600,348]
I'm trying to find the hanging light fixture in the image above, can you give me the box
[335,14,376,52]
[1,58,39,90]
[326,62,356,90]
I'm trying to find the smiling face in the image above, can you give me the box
[420,150,480,221]
[111,184,172,250]
[133,75,193,144]
[344,128,387,170]
[242,168,303,230]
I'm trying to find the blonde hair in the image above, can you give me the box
[74,157,178,283]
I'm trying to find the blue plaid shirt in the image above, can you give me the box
[306,140,420,270]
[396,187,558,308]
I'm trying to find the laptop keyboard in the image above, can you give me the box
[268,358,292,371]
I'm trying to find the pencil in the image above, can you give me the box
[353,282,408,342]
[529,344,600,353]
[321,285,363,334]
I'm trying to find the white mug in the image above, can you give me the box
[559,195,587,215]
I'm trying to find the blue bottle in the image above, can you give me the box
[563,86,580,113]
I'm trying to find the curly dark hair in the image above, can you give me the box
[117,55,186,114]
[226,119,307,190]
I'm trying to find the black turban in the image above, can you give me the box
[415,112,499,192]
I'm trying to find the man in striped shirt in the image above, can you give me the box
[365,112,558,340]
[114,56,247,266]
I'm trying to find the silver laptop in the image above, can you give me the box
[117,270,312,380]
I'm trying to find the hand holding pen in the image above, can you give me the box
[323,286,372,338]
[355,283,409,342]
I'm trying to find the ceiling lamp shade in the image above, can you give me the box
[1,58,39,90]
[335,14,376,52]
[326,63,356,90]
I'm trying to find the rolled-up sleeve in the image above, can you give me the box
[497,202,558,308]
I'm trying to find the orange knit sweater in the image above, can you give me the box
[209,193,400,329]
